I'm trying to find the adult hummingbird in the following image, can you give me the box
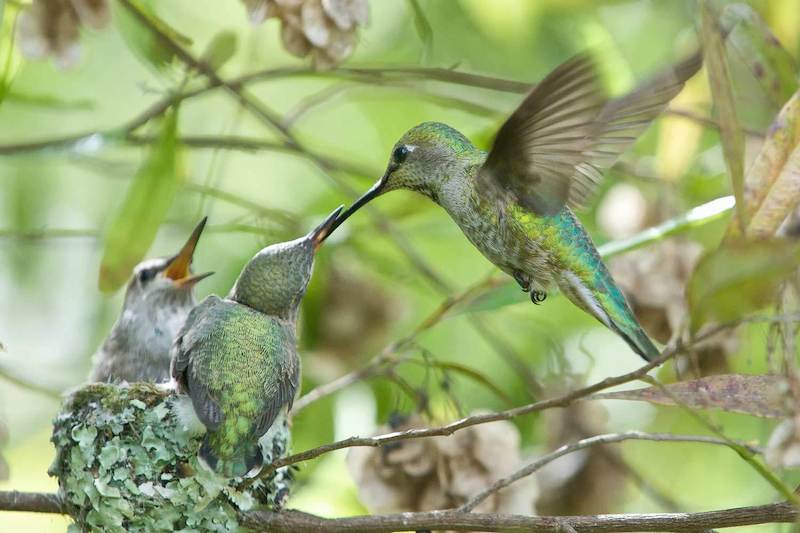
[332,52,703,361]
[171,206,343,478]
[89,218,213,383]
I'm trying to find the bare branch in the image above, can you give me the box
[1,491,796,532]
[460,431,763,512]
[0,491,63,514]
[241,502,799,532]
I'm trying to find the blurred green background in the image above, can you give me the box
[1,0,799,530]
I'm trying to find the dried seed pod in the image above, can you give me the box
[17,0,109,69]
[242,0,367,67]
[347,413,537,530]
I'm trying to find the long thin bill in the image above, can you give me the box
[326,176,387,236]
[310,205,345,249]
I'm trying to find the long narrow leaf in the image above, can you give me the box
[99,109,182,292]
[592,374,789,418]
[701,0,747,233]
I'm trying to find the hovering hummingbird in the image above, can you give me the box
[332,53,703,361]
[89,218,213,383]
[171,206,343,478]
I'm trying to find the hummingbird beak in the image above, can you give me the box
[326,173,389,235]
[173,271,215,288]
[164,217,212,286]
[310,205,345,250]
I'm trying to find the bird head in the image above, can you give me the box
[123,217,213,309]
[328,122,477,232]
[229,206,343,319]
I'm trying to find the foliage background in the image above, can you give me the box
[1,0,799,530]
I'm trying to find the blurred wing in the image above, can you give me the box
[478,53,606,215]
[479,52,702,215]
[578,51,703,206]
[171,295,226,430]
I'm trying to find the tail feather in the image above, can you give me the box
[609,318,660,362]
[558,271,660,362]
[198,434,264,478]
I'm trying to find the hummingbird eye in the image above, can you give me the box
[137,268,157,284]
[392,145,411,165]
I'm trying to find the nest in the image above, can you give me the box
[49,383,292,532]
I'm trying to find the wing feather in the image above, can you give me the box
[479,52,702,215]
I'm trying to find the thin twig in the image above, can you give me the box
[460,431,762,512]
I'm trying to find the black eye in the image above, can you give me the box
[138,268,157,284]
[392,145,410,165]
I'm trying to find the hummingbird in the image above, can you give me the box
[89,218,213,383]
[170,206,343,478]
[332,52,703,361]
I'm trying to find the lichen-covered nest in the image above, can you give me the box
[49,383,292,532]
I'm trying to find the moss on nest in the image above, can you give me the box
[49,383,292,532]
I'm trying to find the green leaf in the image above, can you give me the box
[407,0,433,63]
[99,108,182,292]
[112,0,192,72]
[687,239,800,331]
[202,30,238,71]
[721,3,798,113]
[701,0,747,233]
[592,374,789,418]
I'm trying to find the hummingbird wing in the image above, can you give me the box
[479,52,702,215]
[172,295,225,429]
[171,295,299,441]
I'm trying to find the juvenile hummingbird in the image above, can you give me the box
[332,53,703,361]
[89,218,213,383]
[171,206,343,478]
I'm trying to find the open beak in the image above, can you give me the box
[164,217,213,287]
[310,205,345,250]
[326,174,388,236]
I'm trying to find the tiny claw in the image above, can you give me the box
[531,290,547,304]
[513,271,531,292]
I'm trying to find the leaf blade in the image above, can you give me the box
[687,239,800,331]
[701,0,748,233]
[98,108,182,292]
[592,374,789,418]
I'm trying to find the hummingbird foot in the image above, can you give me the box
[531,290,547,304]
[513,270,531,292]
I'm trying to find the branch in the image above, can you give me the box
[241,502,799,532]
[1,491,795,532]
[460,431,762,512]
[0,491,63,514]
